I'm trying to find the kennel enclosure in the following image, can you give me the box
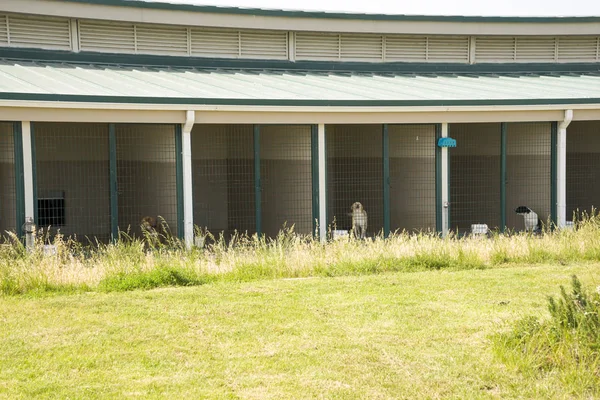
[191,124,315,239]
[566,121,600,221]
[450,122,554,233]
[0,122,21,238]
[31,122,181,242]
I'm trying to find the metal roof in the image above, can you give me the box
[57,0,600,22]
[2,59,600,106]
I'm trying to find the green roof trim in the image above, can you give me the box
[59,0,600,22]
[3,92,600,107]
[3,48,600,75]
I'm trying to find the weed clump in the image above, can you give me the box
[494,275,600,396]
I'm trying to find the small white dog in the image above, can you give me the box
[514,206,542,233]
[350,202,368,239]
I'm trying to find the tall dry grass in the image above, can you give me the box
[2,214,600,295]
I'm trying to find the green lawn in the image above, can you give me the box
[1,263,598,399]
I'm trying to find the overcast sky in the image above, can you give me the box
[138,0,600,17]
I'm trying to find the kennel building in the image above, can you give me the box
[0,0,599,245]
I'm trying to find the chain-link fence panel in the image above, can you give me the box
[389,124,437,233]
[327,124,383,237]
[567,120,600,221]
[34,122,111,242]
[450,123,502,234]
[192,124,255,239]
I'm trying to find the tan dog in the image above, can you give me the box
[350,202,368,239]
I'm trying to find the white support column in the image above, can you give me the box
[318,123,327,242]
[468,36,476,64]
[288,31,295,62]
[70,19,80,53]
[21,121,34,223]
[557,109,573,228]
[182,110,195,248]
[441,122,450,237]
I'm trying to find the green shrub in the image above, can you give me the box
[494,275,600,396]
[99,266,214,292]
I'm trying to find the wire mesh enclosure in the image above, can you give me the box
[389,124,437,233]
[327,124,383,237]
[505,122,552,231]
[450,123,502,233]
[0,122,17,238]
[192,124,256,238]
[116,124,178,238]
[566,120,600,220]
[260,125,313,237]
[34,122,111,241]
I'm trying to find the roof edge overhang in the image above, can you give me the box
[27,0,600,22]
[2,0,600,36]
[2,99,600,112]
[2,93,600,108]
[3,101,600,124]
[4,48,600,75]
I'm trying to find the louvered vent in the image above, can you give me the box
[239,30,287,59]
[475,37,516,62]
[427,36,469,62]
[340,34,383,61]
[0,15,8,46]
[2,14,71,50]
[191,28,238,57]
[297,33,469,63]
[3,13,598,65]
[295,32,339,60]
[79,20,135,53]
[191,28,287,59]
[136,24,188,56]
[516,37,556,61]
[385,36,427,61]
[475,36,567,63]
[557,37,599,62]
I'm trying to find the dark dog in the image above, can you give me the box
[514,206,542,233]
[141,216,161,246]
